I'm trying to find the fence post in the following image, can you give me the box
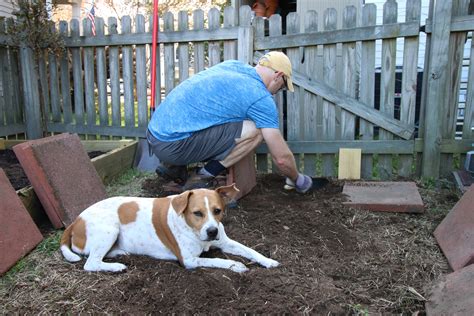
[422,0,453,178]
[19,45,43,139]
[237,5,253,64]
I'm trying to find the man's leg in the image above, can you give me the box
[220,120,263,168]
[198,120,262,177]
[184,121,262,189]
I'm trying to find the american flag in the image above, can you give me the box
[87,5,96,36]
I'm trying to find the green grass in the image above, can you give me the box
[106,168,155,197]
[0,231,62,284]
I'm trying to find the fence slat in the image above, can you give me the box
[59,21,72,124]
[164,12,175,95]
[108,17,121,134]
[268,14,284,173]
[223,6,237,60]
[95,17,108,139]
[70,19,84,129]
[422,0,453,177]
[37,52,50,125]
[178,11,189,82]
[6,18,22,126]
[209,8,221,66]
[378,0,397,180]
[359,4,377,179]
[303,10,318,176]
[463,33,474,140]
[122,16,135,128]
[135,15,148,132]
[193,10,205,74]
[48,47,61,122]
[0,18,14,127]
[238,5,253,64]
[440,0,470,176]
[340,6,357,143]
[83,17,96,138]
[268,15,284,132]
[399,0,421,177]
[20,45,42,139]
[322,8,337,177]
[47,22,62,125]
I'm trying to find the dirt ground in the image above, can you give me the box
[0,149,460,314]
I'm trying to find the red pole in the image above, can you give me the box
[150,0,159,114]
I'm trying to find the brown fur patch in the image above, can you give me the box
[118,201,140,224]
[71,217,87,250]
[152,198,184,265]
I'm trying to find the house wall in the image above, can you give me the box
[297,0,362,30]
[0,0,15,17]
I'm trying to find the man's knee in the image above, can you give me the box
[241,120,262,141]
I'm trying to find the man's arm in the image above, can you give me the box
[261,128,298,181]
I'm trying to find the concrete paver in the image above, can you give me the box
[13,133,107,228]
[342,181,424,213]
[226,153,256,200]
[0,169,43,275]
[425,264,474,315]
[434,185,474,271]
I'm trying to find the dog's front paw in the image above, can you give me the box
[229,261,249,273]
[260,258,280,268]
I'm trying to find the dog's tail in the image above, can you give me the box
[60,221,82,262]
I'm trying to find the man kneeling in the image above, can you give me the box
[147,51,312,193]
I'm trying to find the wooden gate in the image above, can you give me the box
[252,1,420,179]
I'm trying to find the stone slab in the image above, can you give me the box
[434,185,474,271]
[342,181,424,213]
[0,169,43,275]
[226,153,257,200]
[13,133,107,228]
[425,264,474,315]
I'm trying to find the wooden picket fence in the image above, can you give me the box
[0,0,473,179]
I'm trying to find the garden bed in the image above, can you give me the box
[0,163,460,314]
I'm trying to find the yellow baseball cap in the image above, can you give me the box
[258,51,294,92]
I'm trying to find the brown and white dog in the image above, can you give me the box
[60,184,279,273]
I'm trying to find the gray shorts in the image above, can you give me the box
[147,121,243,165]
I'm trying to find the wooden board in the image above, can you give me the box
[338,148,361,180]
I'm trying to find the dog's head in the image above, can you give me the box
[171,184,239,241]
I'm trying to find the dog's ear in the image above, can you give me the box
[171,190,193,215]
[215,183,240,205]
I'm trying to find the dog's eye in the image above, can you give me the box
[214,208,221,215]
[193,211,203,217]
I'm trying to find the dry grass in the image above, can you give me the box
[0,174,461,314]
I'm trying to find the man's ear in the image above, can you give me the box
[215,184,240,205]
[171,191,193,215]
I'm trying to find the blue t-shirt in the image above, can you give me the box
[148,60,279,142]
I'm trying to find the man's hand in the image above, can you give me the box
[284,174,313,193]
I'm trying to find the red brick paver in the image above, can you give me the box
[425,264,474,315]
[434,185,474,271]
[342,181,424,213]
[13,133,107,228]
[0,169,43,275]
[226,153,257,200]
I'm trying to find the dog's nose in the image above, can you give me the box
[206,227,218,240]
